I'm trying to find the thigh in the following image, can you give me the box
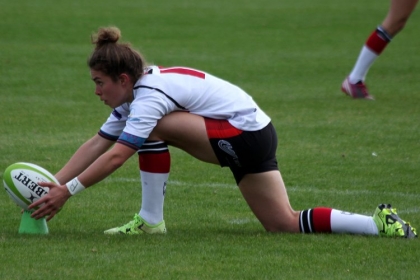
[238,170,300,233]
[148,112,220,164]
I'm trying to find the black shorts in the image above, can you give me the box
[204,119,278,184]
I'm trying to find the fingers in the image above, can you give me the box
[29,197,51,219]
[28,182,67,220]
[30,201,60,220]
[38,181,57,188]
[28,195,48,210]
[27,181,55,214]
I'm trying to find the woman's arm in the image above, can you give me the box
[54,134,115,184]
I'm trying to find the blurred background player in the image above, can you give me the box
[341,0,419,99]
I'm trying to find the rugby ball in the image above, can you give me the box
[3,162,58,210]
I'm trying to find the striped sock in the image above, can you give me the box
[366,26,391,55]
[348,26,392,83]
[299,208,378,235]
[138,141,170,225]
[299,208,332,233]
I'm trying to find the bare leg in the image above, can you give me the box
[146,112,417,236]
[149,112,220,164]
[342,0,418,98]
[382,0,418,36]
[150,112,299,232]
[238,171,300,232]
[132,112,219,226]
[146,112,416,237]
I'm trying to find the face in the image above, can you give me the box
[90,69,133,108]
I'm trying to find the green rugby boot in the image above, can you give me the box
[373,204,417,238]
[104,214,166,235]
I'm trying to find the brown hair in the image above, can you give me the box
[88,26,147,82]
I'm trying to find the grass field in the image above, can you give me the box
[1,0,420,279]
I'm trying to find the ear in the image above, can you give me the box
[119,73,131,86]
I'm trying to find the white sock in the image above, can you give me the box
[137,141,171,225]
[139,170,168,225]
[331,209,378,235]
[349,46,378,84]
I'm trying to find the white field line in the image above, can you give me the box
[107,177,420,215]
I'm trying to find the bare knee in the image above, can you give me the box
[261,210,300,233]
[238,172,301,233]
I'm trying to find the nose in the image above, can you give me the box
[95,86,101,95]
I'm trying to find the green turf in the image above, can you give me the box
[1,0,419,279]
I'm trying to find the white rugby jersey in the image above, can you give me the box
[99,66,271,149]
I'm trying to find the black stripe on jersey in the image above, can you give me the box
[137,141,169,154]
[133,85,186,110]
[112,109,122,120]
[98,130,119,141]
